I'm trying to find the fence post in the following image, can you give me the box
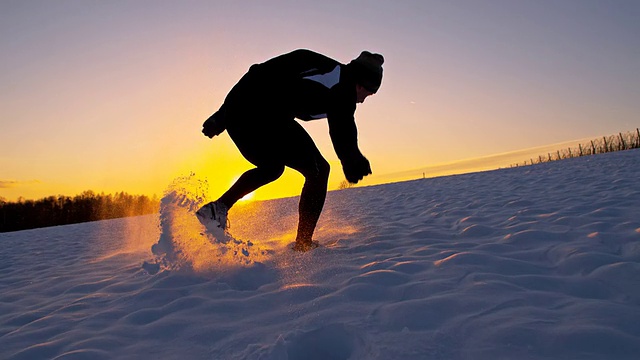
[603,137,609,152]
[636,128,640,148]
[619,133,626,150]
[591,140,596,154]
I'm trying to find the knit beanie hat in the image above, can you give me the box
[348,51,384,93]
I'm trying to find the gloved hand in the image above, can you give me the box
[202,109,227,138]
[342,154,372,184]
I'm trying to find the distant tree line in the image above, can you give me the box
[512,128,640,167]
[0,191,159,233]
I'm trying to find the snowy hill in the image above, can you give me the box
[1,149,640,359]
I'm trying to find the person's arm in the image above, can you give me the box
[327,88,372,184]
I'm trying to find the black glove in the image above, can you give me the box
[342,154,372,184]
[202,109,227,138]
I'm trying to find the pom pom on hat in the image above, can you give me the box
[349,51,384,93]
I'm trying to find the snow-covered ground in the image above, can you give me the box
[2,149,640,360]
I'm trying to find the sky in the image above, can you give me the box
[1,0,639,202]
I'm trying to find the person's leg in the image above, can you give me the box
[217,165,284,209]
[278,122,330,244]
[294,157,330,243]
[219,108,329,244]
[217,114,286,211]
[203,77,291,227]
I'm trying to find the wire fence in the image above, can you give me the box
[511,128,640,167]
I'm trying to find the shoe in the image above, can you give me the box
[196,201,229,229]
[292,240,320,252]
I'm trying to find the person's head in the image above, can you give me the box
[348,51,384,103]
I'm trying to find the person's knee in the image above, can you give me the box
[261,165,285,182]
[305,157,330,182]
[318,158,330,180]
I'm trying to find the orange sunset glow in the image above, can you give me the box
[1,1,638,203]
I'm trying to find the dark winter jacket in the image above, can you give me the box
[221,49,362,163]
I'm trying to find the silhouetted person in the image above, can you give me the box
[197,49,383,251]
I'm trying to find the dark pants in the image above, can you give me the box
[217,105,330,243]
